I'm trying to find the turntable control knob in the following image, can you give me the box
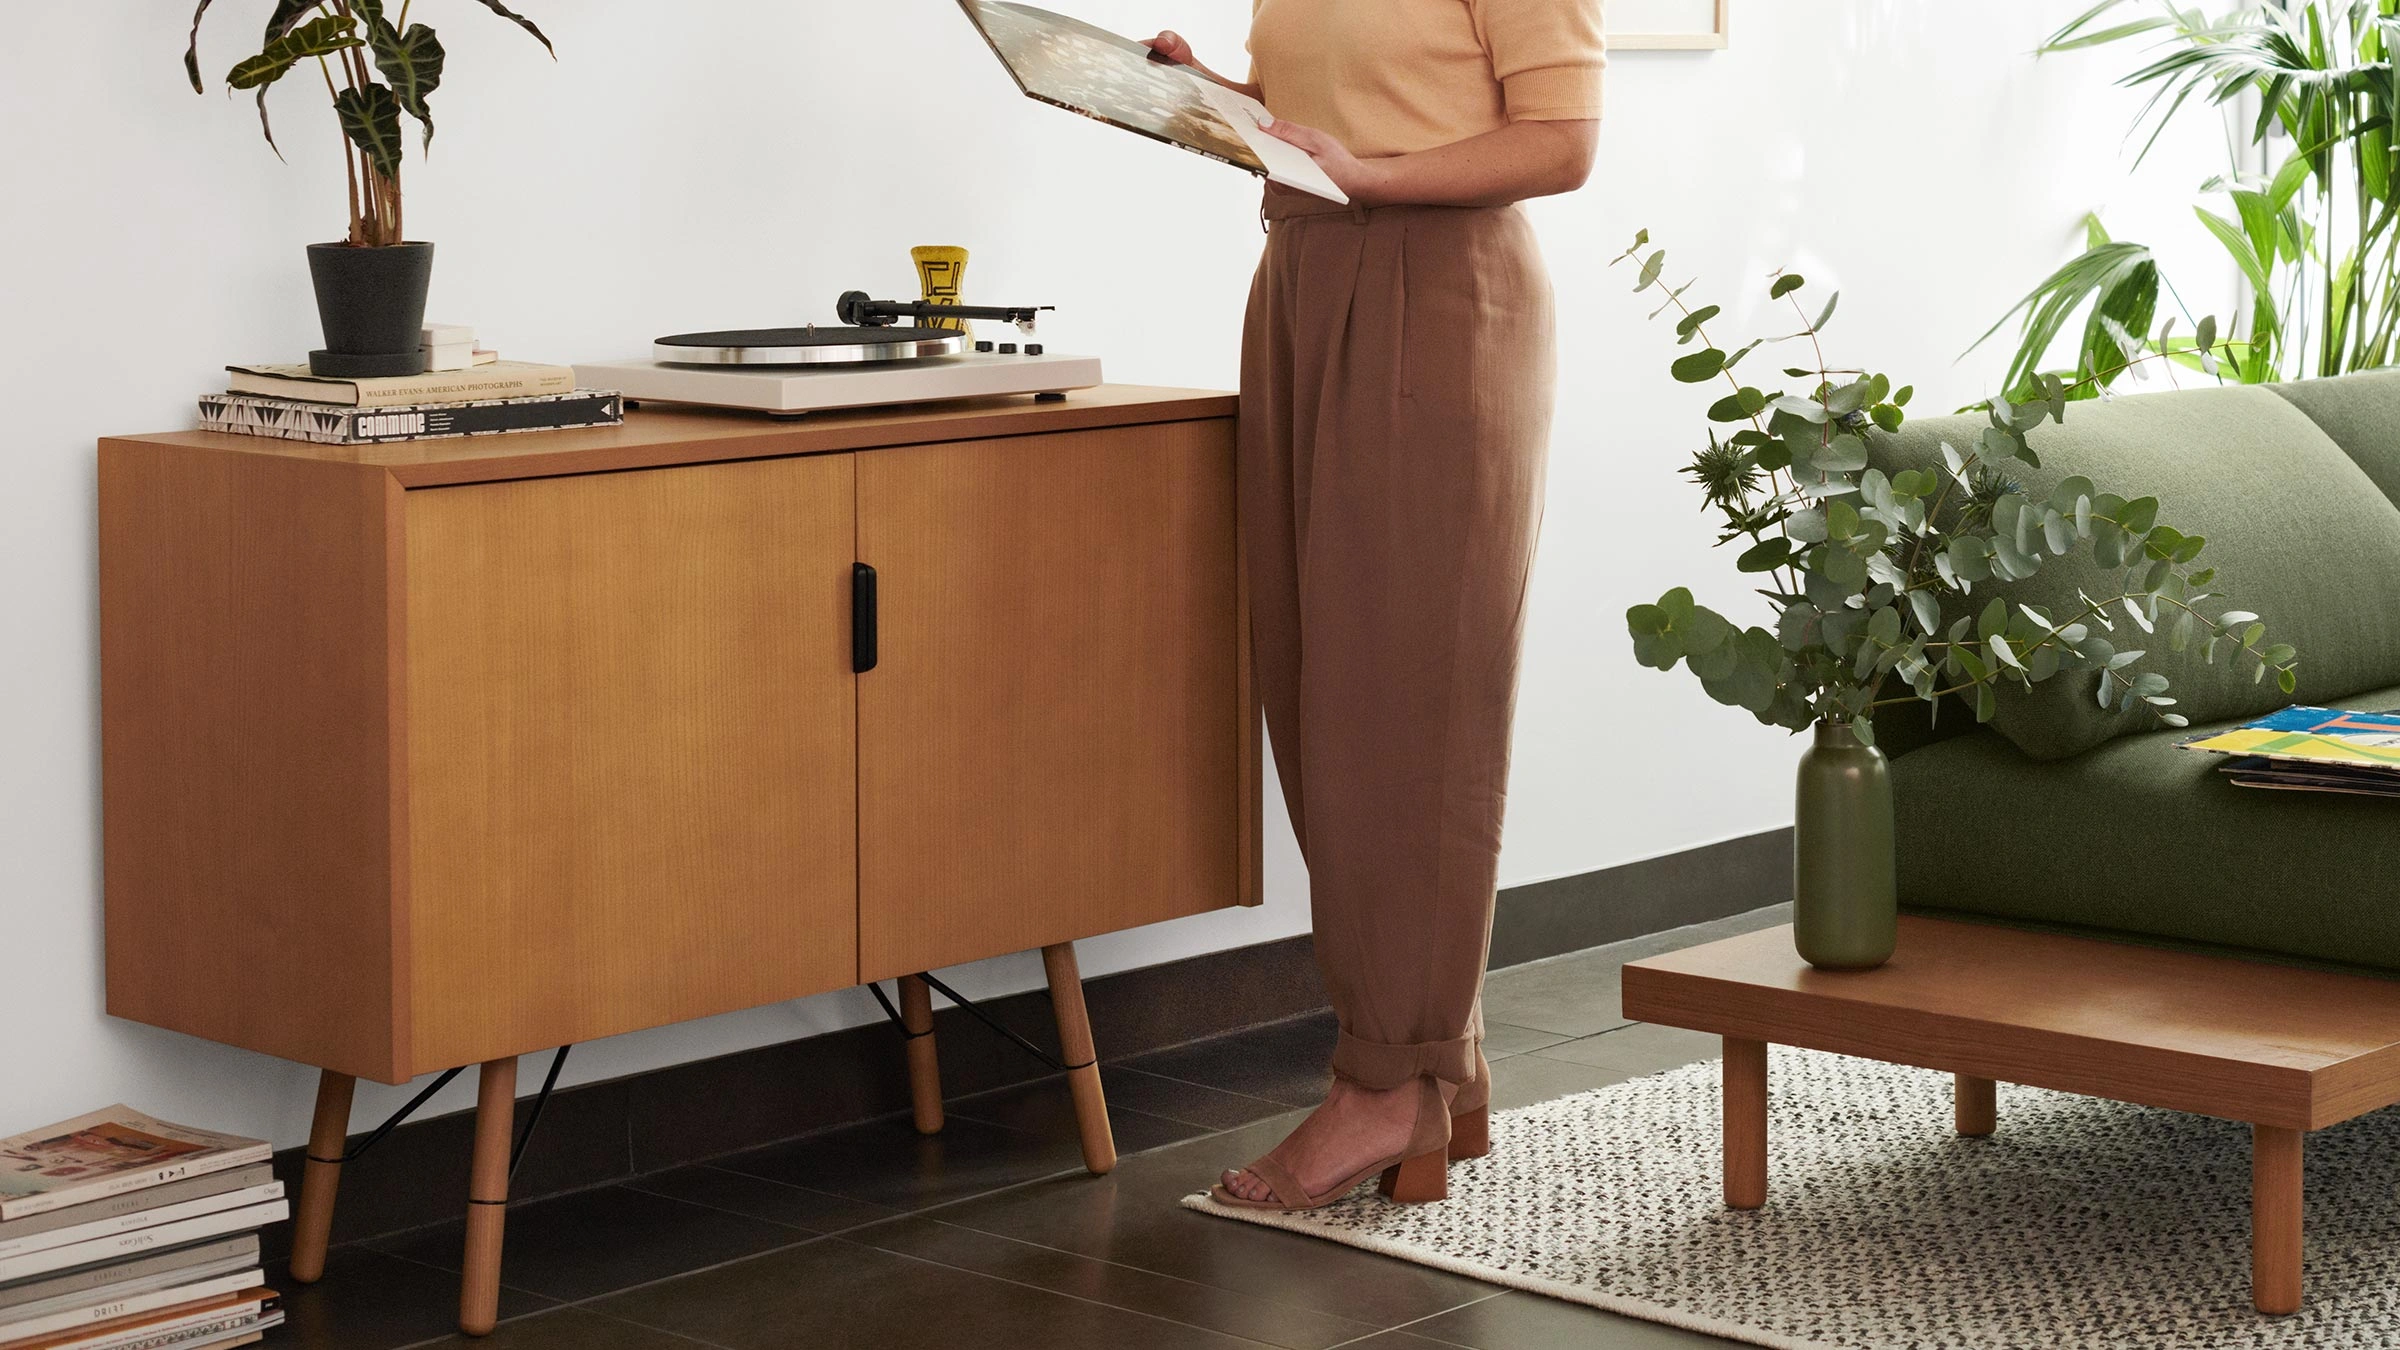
[998,343,1019,354]
[975,341,995,353]
[1026,343,1044,356]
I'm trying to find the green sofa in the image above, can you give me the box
[1867,368,2400,972]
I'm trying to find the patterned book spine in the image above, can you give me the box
[197,391,624,445]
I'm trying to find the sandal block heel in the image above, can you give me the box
[1447,1104,1489,1161]
[1210,1075,1459,1213]
[1378,1146,1449,1203]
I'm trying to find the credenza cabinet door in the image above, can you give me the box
[402,454,859,1072]
[855,422,1245,981]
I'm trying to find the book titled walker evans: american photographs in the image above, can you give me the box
[199,390,624,445]
[0,1110,267,1222]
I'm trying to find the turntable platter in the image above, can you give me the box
[654,326,969,367]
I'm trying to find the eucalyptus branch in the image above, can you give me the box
[1619,228,2299,747]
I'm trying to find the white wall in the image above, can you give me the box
[0,1,2231,1146]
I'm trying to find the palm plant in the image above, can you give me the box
[185,1,554,247]
[1976,1,2400,398]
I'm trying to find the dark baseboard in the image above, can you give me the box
[1486,827,1791,969]
[265,826,1788,1255]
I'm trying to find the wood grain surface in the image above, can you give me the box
[402,454,859,1071]
[100,441,410,1081]
[1622,917,2400,1130]
[854,421,1245,980]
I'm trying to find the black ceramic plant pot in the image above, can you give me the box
[306,241,434,378]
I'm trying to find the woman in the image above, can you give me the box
[1148,0,1603,1213]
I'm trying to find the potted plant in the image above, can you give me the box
[1616,232,2299,970]
[185,1,554,377]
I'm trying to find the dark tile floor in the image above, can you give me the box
[270,906,1788,1350]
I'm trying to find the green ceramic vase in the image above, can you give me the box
[1792,720,1896,970]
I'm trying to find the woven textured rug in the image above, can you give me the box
[1183,1047,2400,1348]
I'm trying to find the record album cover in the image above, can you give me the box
[955,0,1346,201]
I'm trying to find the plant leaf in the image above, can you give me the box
[186,0,217,92]
[264,0,315,41]
[1737,537,1792,573]
[227,13,363,90]
[370,21,447,149]
[469,0,557,55]
[1672,349,1728,383]
[336,81,405,183]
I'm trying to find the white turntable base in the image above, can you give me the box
[575,351,1104,415]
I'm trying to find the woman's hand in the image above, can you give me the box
[1143,29,1198,65]
[1143,30,1261,99]
[1261,117,1390,207]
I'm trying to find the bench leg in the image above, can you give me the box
[1723,1037,1767,1210]
[289,1070,355,1284]
[459,1058,518,1337]
[2252,1124,2303,1315]
[1954,1074,1997,1137]
[1042,942,1116,1175]
[899,974,945,1135]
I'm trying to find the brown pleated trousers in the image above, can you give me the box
[1239,189,1556,1092]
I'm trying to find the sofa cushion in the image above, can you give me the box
[1893,684,2400,973]
[1870,385,2400,760]
[2272,367,2400,510]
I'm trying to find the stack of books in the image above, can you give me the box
[2179,705,2400,797]
[0,1108,287,1350]
[199,355,623,447]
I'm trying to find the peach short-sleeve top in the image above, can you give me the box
[1248,0,1606,159]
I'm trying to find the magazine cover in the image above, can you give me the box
[2179,705,2400,772]
[0,1109,268,1221]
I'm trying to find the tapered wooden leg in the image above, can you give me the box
[1723,1037,1768,1210]
[899,974,944,1136]
[459,1058,517,1338]
[2253,1124,2303,1315]
[1955,1074,1997,1137]
[1041,942,1116,1175]
[288,1070,355,1285]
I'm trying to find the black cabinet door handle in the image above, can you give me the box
[852,563,878,674]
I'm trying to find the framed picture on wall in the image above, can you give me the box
[1608,0,1729,50]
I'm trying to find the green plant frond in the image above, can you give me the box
[2039,0,2168,53]
[2200,204,2279,299]
[1968,240,2159,398]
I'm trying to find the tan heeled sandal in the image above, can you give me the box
[1449,1049,1491,1161]
[1209,1076,1457,1212]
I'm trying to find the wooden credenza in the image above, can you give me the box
[99,387,1258,1333]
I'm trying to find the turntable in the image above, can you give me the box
[576,291,1103,417]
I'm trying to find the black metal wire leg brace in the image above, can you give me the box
[868,974,1093,1073]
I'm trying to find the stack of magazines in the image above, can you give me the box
[2179,705,2400,798]
[0,1108,286,1350]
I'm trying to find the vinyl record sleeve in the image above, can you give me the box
[955,0,1346,202]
